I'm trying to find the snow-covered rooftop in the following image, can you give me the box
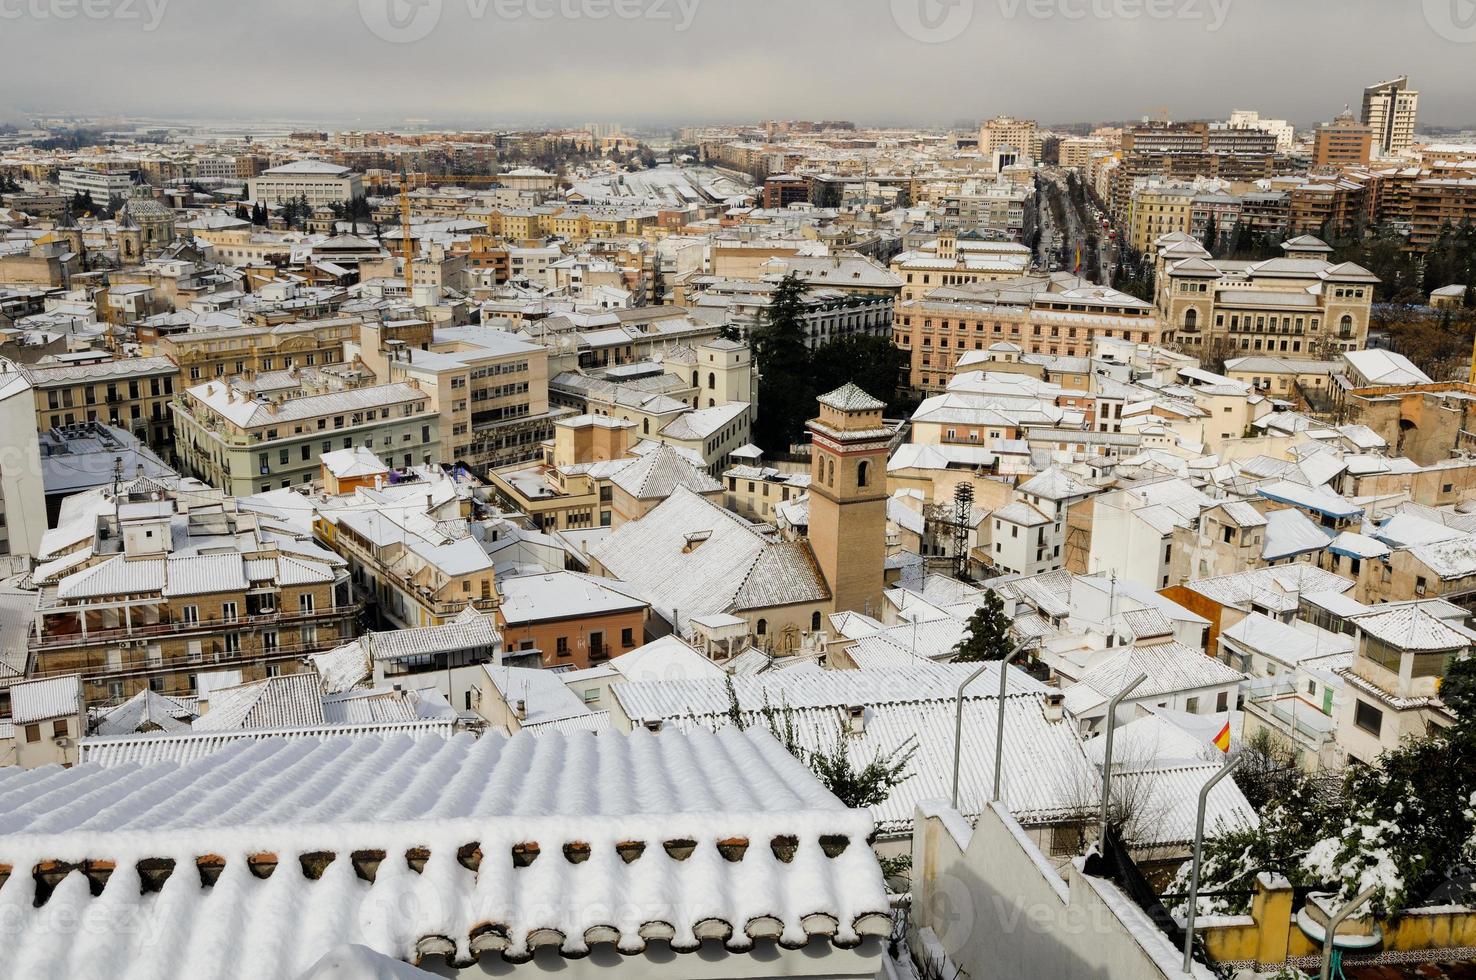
[0,728,890,973]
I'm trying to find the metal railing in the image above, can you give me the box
[32,634,354,685]
[33,602,362,649]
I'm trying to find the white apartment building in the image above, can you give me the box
[247,160,364,206]
[57,169,136,199]
[1362,76,1419,157]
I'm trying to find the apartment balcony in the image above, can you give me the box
[32,602,363,650]
[32,634,361,706]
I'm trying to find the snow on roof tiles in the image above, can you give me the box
[0,728,888,971]
[590,487,829,631]
[609,443,723,500]
[496,571,648,625]
[8,675,82,724]
[92,689,196,737]
[668,692,1096,834]
[1261,508,1333,562]
[817,383,886,412]
[1073,641,1245,704]
[1353,604,1472,652]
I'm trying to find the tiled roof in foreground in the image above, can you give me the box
[0,728,889,976]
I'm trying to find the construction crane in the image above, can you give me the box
[394,172,514,297]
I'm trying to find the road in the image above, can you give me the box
[1036,167,1118,285]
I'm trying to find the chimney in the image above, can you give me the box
[514,699,527,721]
[846,704,866,734]
[1043,690,1065,724]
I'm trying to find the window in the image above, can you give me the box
[1049,824,1081,857]
[181,605,199,625]
[298,593,315,613]
[25,724,40,743]
[1354,700,1383,737]
[221,602,238,621]
[556,636,570,657]
[622,628,635,648]
[857,460,871,488]
[1216,691,1229,712]
[756,618,767,636]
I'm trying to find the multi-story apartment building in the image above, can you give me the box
[1189,194,1243,246]
[316,468,500,631]
[890,231,1033,302]
[1128,185,1196,253]
[246,160,364,206]
[978,116,1041,167]
[1111,123,1278,217]
[57,169,136,199]
[150,317,360,384]
[1285,177,1368,238]
[939,181,1032,240]
[28,482,356,707]
[1221,110,1295,151]
[1059,137,1111,171]
[1361,76,1419,157]
[686,278,894,349]
[1154,233,1378,359]
[1408,178,1476,252]
[172,378,440,496]
[22,354,178,455]
[895,273,1158,394]
[356,322,558,471]
[1313,114,1373,167]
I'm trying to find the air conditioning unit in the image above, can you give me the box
[54,736,72,748]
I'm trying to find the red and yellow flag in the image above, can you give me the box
[1212,721,1232,754]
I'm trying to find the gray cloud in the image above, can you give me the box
[0,0,1472,128]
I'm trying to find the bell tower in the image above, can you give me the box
[806,383,889,617]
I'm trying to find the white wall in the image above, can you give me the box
[0,365,45,558]
[910,801,1217,980]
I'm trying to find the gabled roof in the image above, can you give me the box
[92,689,197,737]
[609,443,722,500]
[590,487,829,630]
[194,672,326,732]
[1018,466,1095,501]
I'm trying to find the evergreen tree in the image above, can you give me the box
[1201,214,1218,257]
[751,273,816,453]
[952,590,1014,662]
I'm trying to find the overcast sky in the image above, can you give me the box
[2,0,1473,129]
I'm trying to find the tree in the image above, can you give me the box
[811,334,905,413]
[723,679,916,811]
[751,273,816,453]
[1201,215,1218,257]
[952,590,1013,662]
[1185,654,1476,919]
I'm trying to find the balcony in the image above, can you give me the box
[32,602,363,650]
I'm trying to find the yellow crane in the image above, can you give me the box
[395,172,514,297]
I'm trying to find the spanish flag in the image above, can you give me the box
[1212,721,1232,754]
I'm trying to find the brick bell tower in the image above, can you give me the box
[806,383,889,617]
